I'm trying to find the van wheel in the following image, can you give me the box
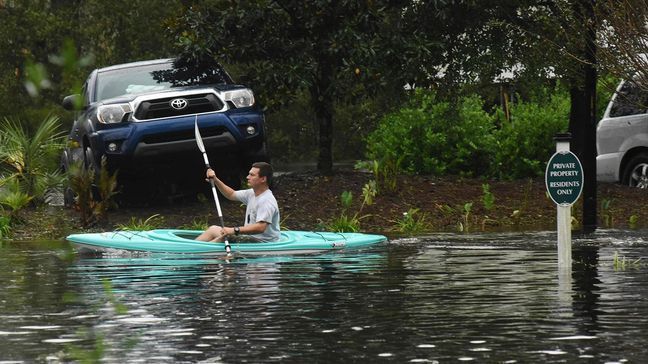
[622,153,648,188]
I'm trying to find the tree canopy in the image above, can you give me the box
[165,1,609,173]
[0,0,179,124]
[2,0,648,180]
[168,0,429,173]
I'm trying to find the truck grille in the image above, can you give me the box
[134,93,224,120]
[141,126,228,144]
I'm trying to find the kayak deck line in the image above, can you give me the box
[109,230,156,241]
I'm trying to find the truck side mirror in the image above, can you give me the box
[62,94,83,111]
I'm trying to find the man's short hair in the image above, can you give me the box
[252,162,273,186]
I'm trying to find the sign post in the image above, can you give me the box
[545,133,583,268]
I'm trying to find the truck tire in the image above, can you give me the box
[622,153,648,188]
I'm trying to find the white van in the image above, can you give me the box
[597,79,648,188]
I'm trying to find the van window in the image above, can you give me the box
[610,81,648,117]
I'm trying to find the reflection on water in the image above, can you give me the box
[1,230,648,362]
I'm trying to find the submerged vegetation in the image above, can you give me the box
[393,208,431,236]
[613,251,643,270]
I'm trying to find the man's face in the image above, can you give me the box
[246,167,265,187]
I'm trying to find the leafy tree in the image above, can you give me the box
[505,0,598,230]
[0,1,81,120]
[405,0,600,229]
[74,0,182,66]
[0,1,181,126]
[167,1,420,174]
[394,0,600,226]
[596,0,648,89]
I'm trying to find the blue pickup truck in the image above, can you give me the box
[61,58,268,203]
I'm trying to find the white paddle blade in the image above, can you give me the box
[194,117,206,153]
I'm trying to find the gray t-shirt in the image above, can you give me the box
[233,189,280,242]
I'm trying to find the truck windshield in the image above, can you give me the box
[95,61,231,101]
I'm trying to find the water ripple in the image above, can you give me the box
[2,231,648,362]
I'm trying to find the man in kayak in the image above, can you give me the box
[195,162,281,243]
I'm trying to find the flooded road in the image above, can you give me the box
[1,229,647,362]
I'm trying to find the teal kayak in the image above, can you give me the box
[66,229,387,255]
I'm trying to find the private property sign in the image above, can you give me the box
[545,151,583,206]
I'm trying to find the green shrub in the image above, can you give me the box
[365,85,571,180]
[0,115,65,203]
[0,214,11,239]
[491,91,569,179]
[0,178,33,220]
[366,90,496,177]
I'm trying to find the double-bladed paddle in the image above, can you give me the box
[194,116,232,256]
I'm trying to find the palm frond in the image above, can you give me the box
[0,115,66,201]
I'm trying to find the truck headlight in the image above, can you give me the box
[224,89,255,108]
[97,104,131,124]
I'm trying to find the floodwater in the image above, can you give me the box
[1,230,647,363]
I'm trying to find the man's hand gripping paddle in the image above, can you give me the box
[194,116,232,256]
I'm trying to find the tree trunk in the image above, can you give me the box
[311,61,334,175]
[316,106,334,174]
[582,29,597,233]
[568,80,597,233]
[568,0,597,233]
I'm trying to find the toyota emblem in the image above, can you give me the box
[170,98,188,110]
